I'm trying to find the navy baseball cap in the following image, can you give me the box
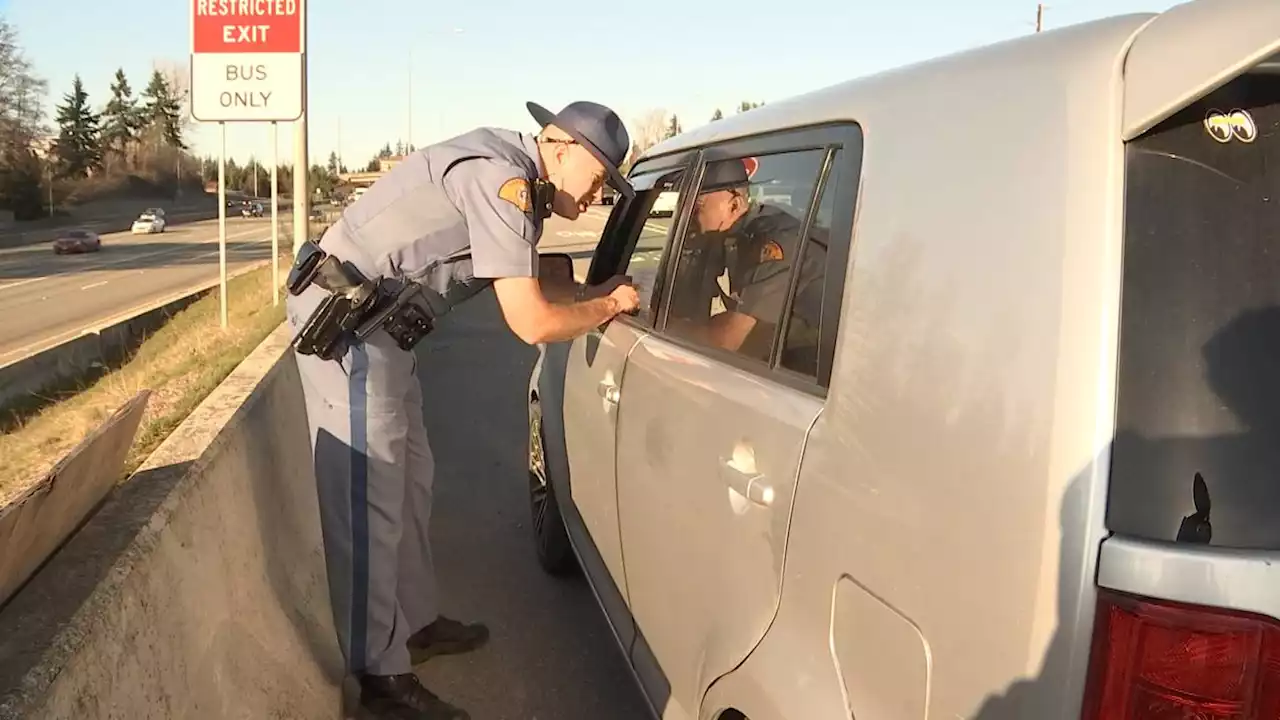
[527,100,634,198]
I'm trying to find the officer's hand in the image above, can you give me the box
[593,274,633,296]
[608,284,641,315]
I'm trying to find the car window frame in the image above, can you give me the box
[644,122,863,396]
[586,149,699,328]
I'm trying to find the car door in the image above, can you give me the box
[559,159,696,616]
[613,134,855,718]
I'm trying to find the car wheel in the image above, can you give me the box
[528,397,577,576]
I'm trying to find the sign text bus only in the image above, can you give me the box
[190,0,305,122]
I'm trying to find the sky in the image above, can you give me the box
[9,0,1184,170]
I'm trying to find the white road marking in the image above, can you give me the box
[0,226,267,292]
[80,280,108,290]
[0,240,282,363]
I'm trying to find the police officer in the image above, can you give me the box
[283,100,640,720]
[668,157,827,371]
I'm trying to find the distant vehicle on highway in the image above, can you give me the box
[647,190,677,217]
[51,229,101,255]
[523,2,1280,719]
[599,185,619,206]
[130,208,167,234]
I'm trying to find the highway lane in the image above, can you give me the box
[0,203,647,366]
[0,217,286,364]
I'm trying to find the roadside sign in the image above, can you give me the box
[190,0,305,123]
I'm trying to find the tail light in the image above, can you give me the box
[1082,589,1280,719]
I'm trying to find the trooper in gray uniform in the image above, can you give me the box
[283,100,640,720]
[667,157,827,372]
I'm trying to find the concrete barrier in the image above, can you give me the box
[0,323,343,719]
[0,391,150,608]
[0,257,281,414]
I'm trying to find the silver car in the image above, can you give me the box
[526,1,1280,719]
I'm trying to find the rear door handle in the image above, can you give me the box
[598,380,620,405]
[719,458,774,507]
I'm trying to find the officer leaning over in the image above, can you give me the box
[283,100,640,720]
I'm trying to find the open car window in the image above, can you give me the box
[586,157,695,326]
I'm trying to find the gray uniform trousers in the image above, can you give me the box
[286,282,439,677]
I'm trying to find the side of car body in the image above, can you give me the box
[528,2,1280,719]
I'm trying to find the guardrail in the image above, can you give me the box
[0,257,280,415]
[0,391,150,609]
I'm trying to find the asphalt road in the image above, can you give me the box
[0,203,633,367]
[0,216,286,365]
[406,202,658,720]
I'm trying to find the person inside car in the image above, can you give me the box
[666,157,826,369]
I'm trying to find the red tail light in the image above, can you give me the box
[1083,589,1280,720]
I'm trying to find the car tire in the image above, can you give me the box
[528,397,577,577]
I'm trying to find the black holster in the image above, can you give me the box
[287,240,435,361]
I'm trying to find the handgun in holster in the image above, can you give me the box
[287,239,435,360]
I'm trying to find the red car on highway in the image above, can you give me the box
[51,229,101,255]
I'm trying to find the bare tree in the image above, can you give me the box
[631,108,670,154]
[0,19,49,219]
[0,19,47,145]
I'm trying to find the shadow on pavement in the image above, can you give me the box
[413,286,652,720]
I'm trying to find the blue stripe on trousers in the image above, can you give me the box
[347,345,370,673]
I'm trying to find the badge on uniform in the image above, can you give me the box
[499,177,532,213]
[760,240,784,262]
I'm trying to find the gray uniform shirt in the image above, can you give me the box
[317,127,546,315]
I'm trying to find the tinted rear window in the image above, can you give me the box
[1109,70,1280,550]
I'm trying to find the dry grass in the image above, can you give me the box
[0,261,288,508]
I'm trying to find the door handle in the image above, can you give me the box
[597,380,620,405]
[719,459,774,507]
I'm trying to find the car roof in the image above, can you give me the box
[635,0,1280,162]
[637,13,1154,164]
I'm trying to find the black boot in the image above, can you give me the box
[356,673,470,720]
[407,616,490,665]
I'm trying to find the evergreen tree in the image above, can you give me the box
[664,114,682,139]
[140,70,184,149]
[52,75,103,178]
[100,68,143,163]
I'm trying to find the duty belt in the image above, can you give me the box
[285,239,437,361]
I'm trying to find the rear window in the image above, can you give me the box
[1109,69,1280,550]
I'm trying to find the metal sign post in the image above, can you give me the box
[218,122,228,328]
[271,121,279,305]
[190,0,305,324]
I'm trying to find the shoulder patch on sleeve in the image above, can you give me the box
[760,239,785,262]
[498,177,532,213]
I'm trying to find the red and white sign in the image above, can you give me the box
[190,0,305,122]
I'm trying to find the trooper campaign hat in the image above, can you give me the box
[699,156,756,192]
[527,100,635,198]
